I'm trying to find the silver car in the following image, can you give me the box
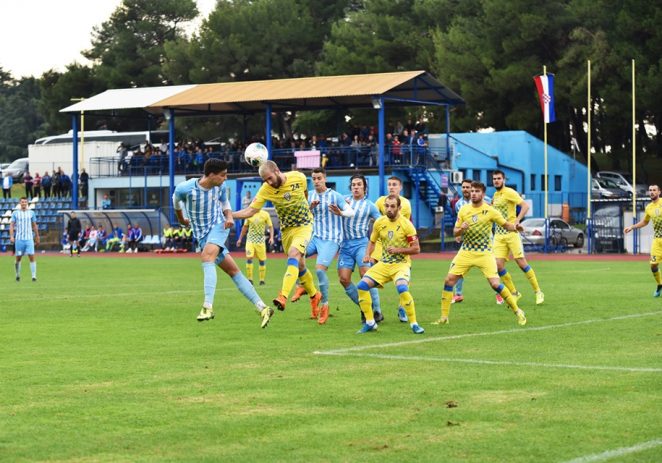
[520,218,585,248]
[1,157,29,182]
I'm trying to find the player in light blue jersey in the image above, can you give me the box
[10,197,40,281]
[173,159,274,328]
[291,168,354,324]
[331,174,384,322]
[452,179,491,303]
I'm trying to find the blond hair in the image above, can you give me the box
[258,160,278,177]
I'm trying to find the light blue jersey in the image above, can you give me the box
[173,178,230,241]
[11,209,36,241]
[309,188,347,242]
[343,196,381,240]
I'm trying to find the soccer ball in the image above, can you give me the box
[244,142,269,167]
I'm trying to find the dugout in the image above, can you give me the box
[60,209,168,248]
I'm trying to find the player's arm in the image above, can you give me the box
[9,219,15,243]
[221,195,234,230]
[236,222,249,246]
[494,211,523,232]
[624,216,649,233]
[363,240,376,263]
[454,221,470,237]
[172,189,190,227]
[329,197,356,217]
[267,216,275,245]
[515,199,529,224]
[233,206,260,220]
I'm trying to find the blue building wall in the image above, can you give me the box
[449,131,589,218]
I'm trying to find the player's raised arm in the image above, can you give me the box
[233,206,260,220]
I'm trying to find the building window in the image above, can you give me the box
[472,170,481,181]
[555,175,562,191]
[530,174,536,190]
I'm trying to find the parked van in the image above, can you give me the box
[1,157,29,182]
[596,171,647,197]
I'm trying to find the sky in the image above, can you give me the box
[0,0,216,79]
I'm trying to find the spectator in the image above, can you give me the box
[97,224,107,249]
[60,172,72,198]
[127,223,143,253]
[416,133,427,164]
[119,224,132,253]
[79,169,89,199]
[41,171,52,198]
[105,226,123,252]
[2,171,13,199]
[392,136,402,164]
[52,168,62,198]
[33,173,41,199]
[182,226,193,251]
[82,226,99,252]
[162,224,175,251]
[172,226,184,250]
[242,190,252,210]
[101,194,112,209]
[23,172,34,199]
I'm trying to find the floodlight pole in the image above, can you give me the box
[72,114,79,209]
[167,109,175,225]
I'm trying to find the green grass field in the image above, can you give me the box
[1,253,661,462]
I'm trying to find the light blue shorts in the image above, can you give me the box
[15,239,35,256]
[338,238,371,270]
[305,236,339,268]
[197,222,230,265]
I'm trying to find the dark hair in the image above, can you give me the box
[385,194,401,207]
[350,174,368,193]
[492,169,505,178]
[19,196,27,201]
[387,176,402,185]
[461,179,473,185]
[204,158,228,176]
[312,168,326,176]
[471,181,486,193]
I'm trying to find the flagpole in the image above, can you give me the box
[543,65,548,219]
[632,59,637,253]
[587,60,592,253]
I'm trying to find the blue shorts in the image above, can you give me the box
[197,223,230,265]
[305,236,339,268]
[15,239,35,256]
[338,238,371,270]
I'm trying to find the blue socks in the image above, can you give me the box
[370,287,381,313]
[455,276,464,295]
[232,273,261,306]
[316,268,329,304]
[30,262,36,278]
[202,262,217,306]
[344,283,359,305]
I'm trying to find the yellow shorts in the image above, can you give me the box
[364,261,411,287]
[282,225,313,256]
[370,241,383,261]
[449,249,498,279]
[651,238,662,265]
[246,242,267,261]
[493,232,525,260]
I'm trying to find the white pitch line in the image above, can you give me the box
[562,438,662,463]
[319,352,662,373]
[313,311,662,356]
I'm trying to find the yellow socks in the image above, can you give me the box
[498,268,518,293]
[653,266,662,285]
[399,290,417,324]
[441,285,453,318]
[523,265,541,292]
[498,285,520,313]
[281,258,299,297]
[259,263,266,282]
[358,288,374,322]
[298,268,318,297]
[246,260,254,281]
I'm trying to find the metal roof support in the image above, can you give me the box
[166,109,175,225]
[265,103,273,158]
[445,105,451,163]
[376,96,386,197]
[72,114,79,209]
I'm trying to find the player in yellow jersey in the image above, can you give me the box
[233,160,321,314]
[356,195,424,334]
[236,209,274,286]
[491,170,544,305]
[624,184,662,297]
[372,176,412,322]
[435,181,527,326]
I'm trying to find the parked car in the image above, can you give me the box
[520,218,585,248]
[596,171,647,197]
[591,177,629,199]
[591,204,625,253]
[0,157,29,183]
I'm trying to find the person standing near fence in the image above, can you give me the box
[491,170,544,306]
[10,197,39,281]
[624,184,662,297]
[66,211,82,256]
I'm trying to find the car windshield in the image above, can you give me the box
[523,219,545,227]
[596,178,619,188]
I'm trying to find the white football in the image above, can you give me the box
[244,142,269,167]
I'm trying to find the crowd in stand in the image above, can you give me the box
[117,118,434,174]
[62,223,149,254]
[18,167,90,200]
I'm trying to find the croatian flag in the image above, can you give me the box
[533,74,556,123]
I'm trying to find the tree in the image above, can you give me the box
[84,0,198,88]
[0,73,44,161]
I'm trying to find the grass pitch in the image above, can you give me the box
[1,253,661,462]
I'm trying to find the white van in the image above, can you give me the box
[1,157,29,182]
[596,171,648,196]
